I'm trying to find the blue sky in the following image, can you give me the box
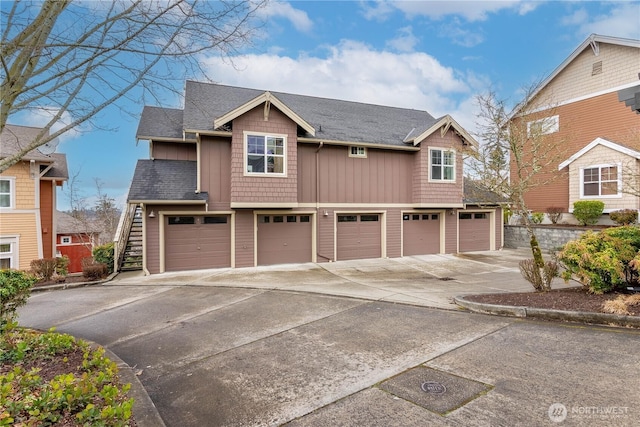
[37,0,640,211]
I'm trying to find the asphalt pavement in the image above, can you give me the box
[17,249,640,426]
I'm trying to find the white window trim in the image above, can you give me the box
[349,146,367,158]
[0,176,16,210]
[0,236,19,269]
[527,115,559,137]
[60,236,72,245]
[428,147,456,183]
[243,131,287,177]
[579,163,622,199]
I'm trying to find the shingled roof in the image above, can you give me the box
[138,81,451,148]
[127,159,207,203]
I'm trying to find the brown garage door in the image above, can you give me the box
[257,214,313,266]
[337,214,381,261]
[403,213,440,256]
[459,212,490,252]
[165,215,231,271]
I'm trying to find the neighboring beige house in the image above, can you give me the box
[559,137,640,213]
[0,125,68,270]
[508,34,640,220]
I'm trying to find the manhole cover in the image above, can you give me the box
[421,381,446,394]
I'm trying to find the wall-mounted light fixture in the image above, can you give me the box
[148,210,156,218]
[323,210,329,216]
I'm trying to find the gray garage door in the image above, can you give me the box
[257,214,313,266]
[337,214,381,261]
[459,212,491,252]
[403,213,440,256]
[165,215,231,271]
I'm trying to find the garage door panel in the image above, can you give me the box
[257,215,312,266]
[165,215,231,271]
[403,213,440,256]
[337,214,381,261]
[459,213,490,252]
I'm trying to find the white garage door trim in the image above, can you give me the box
[159,211,235,273]
[253,211,317,267]
[333,211,386,261]
[401,210,445,256]
[457,209,495,252]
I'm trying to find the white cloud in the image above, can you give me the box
[360,0,397,22]
[439,18,485,47]
[364,0,537,22]
[386,26,420,52]
[257,1,313,32]
[15,107,84,149]
[201,39,484,130]
[567,3,640,40]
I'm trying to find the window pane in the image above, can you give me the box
[300,215,310,223]
[422,214,430,220]
[0,195,9,208]
[601,182,618,195]
[0,180,9,192]
[0,244,10,253]
[168,216,195,225]
[248,135,265,154]
[203,216,227,224]
[601,166,617,181]
[474,213,487,219]
[261,216,270,223]
[273,216,284,223]
[338,215,357,222]
[360,215,379,222]
[583,183,599,196]
[287,216,297,223]
[431,150,442,165]
[403,214,410,221]
[431,165,442,180]
[0,258,10,269]
[270,157,284,173]
[413,214,420,220]
[444,165,454,180]
[248,155,265,173]
[431,214,439,220]
[583,168,597,182]
[443,151,454,165]
[459,213,473,219]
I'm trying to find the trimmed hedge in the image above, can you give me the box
[572,200,604,226]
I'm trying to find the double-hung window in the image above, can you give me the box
[430,148,455,182]
[582,165,620,197]
[245,132,286,176]
[0,178,15,209]
[0,238,17,269]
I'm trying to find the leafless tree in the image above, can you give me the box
[470,87,570,290]
[1,0,267,172]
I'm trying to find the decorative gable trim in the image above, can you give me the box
[558,137,640,170]
[213,91,316,136]
[405,115,478,149]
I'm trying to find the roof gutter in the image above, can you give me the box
[298,137,419,151]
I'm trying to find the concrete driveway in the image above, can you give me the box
[17,250,640,426]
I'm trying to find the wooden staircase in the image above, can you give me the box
[115,205,143,272]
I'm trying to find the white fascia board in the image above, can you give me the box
[558,137,640,170]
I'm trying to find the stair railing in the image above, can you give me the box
[114,203,139,272]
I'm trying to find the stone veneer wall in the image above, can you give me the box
[504,225,595,251]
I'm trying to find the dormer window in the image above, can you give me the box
[429,148,455,182]
[349,146,367,158]
[244,132,286,176]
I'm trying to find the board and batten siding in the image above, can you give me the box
[296,144,414,204]
[234,210,254,267]
[200,136,232,210]
[152,141,197,161]
[40,180,54,258]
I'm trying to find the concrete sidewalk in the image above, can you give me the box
[112,248,568,310]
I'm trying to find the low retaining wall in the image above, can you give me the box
[504,225,595,251]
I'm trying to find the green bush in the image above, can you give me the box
[546,207,563,224]
[0,270,37,328]
[610,209,638,226]
[56,255,70,277]
[558,226,640,294]
[572,200,605,226]
[30,258,58,282]
[531,212,544,224]
[93,242,115,274]
[0,326,134,426]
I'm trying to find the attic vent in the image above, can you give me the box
[592,61,602,76]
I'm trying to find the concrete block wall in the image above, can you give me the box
[504,225,592,251]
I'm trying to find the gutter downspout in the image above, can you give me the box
[141,203,151,276]
[315,141,324,210]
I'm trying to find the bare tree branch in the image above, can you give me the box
[1,0,267,172]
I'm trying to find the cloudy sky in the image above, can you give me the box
[41,0,640,211]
